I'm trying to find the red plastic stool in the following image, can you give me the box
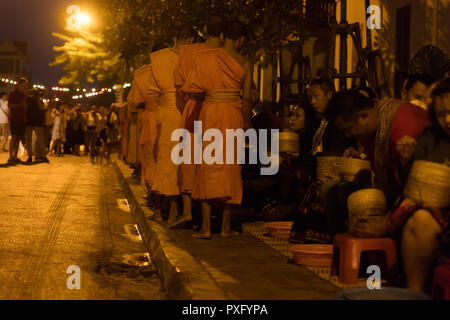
[331,233,398,284]
[432,265,450,300]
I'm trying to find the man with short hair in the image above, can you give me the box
[170,13,228,228]
[0,92,9,152]
[308,78,351,156]
[7,78,28,165]
[325,91,430,206]
[401,73,434,109]
[181,20,252,238]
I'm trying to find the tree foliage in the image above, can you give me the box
[50,30,126,87]
[54,0,307,86]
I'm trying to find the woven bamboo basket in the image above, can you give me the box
[404,160,450,208]
[316,156,343,182]
[277,131,300,153]
[340,158,371,182]
[347,188,388,237]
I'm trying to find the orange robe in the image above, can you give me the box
[150,48,181,196]
[118,103,129,159]
[126,88,139,167]
[174,42,209,193]
[182,48,246,205]
[130,64,160,188]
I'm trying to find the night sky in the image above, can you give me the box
[0,0,91,87]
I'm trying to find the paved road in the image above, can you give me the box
[0,153,166,300]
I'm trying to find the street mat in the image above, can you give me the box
[242,222,388,289]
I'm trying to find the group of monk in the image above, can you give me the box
[121,13,252,239]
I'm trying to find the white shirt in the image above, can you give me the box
[0,100,9,124]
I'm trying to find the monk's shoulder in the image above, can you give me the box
[192,48,218,63]
[134,64,151,77]
[151,47,178,59]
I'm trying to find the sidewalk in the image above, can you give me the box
[115,160,340,300]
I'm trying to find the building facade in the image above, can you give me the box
[0,40,29,92]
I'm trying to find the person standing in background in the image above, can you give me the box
[0,92,9,152]
[7,78,28,165]
[44,102,53,154]
[51,105,67,157]
[25,88,48,164]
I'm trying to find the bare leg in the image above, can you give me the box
[151,194,163,222]
[169,193,193,228]
[401,209,442,292]
[220,205,239,238]
[193,201,211,239]
[167,196,179,225]
[10,136,19,159]
[9,136,15,159]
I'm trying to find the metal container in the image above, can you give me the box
[289,244,333,267]
[404,160,450,208]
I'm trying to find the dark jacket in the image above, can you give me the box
[26,96,45,126]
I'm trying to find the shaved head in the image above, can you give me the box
[206,13,227,37]
[176,26,196,42]
[224,20,247,40]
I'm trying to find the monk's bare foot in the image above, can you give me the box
[169,214,193,228]
[193,231,211,239]
[167,217,177,225]
[220,230,240,238]
[151,210,163,222]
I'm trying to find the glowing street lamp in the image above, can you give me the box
[67,5,92,31]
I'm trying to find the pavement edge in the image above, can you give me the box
[113,161,228,300]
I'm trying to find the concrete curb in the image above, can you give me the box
[114,161,228,300]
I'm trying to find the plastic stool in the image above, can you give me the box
[331,233,398,284]
[432,265,450,300]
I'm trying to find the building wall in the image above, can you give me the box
[257,0,450,102]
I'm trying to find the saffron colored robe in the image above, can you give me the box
[150,48,182,196]
[130,64,160,189]
[182,48,246,205]
[118,102,129,160]
[174,42,209,193]
[126,86,140,167]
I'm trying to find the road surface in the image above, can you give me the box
[0,153,166,300]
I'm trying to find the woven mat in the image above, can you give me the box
[242,222,387,289]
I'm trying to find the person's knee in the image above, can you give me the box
[404,209,442,237]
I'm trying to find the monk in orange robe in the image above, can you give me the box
[170,13,228,228]
[118,102,128,160]
[125,88,140,168]
[150,27,196,224]
[181,20,252,238]
[129,64,160,191]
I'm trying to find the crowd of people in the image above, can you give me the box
[118,13,449,295]
[0,78,120,166]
